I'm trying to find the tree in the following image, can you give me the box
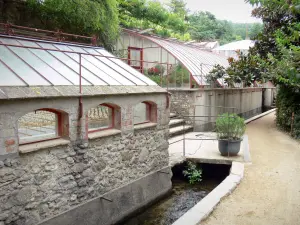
[117,0,189,40]
[168,0,188,19]
[188,11,219,41]
[188,11,260,44]
[0,0,119,49]
[224,0,300,137]
[249,23,263,39]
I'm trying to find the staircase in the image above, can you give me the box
[169,113,193,137]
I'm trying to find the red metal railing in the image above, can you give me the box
[0,23,97,46]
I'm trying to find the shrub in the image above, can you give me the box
[216,113,246,140]
[147,64,165,76]
[168,64,190,85]
[183,161,202,185]
[276,86,300,139]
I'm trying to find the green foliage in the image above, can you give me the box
[0,0,119,49]
[206,64,226,87]
[167,0,188,19]
[225,0,299,88]
[276,86,300,138]
[294,113,300,138]
[0,0,264,47]
[249,23,263,39]
[231,23,263,40]
[25,0,119,49]
[117,0,189,40]
[183,161,202,185]
[147,63,190,87]
[147,64,165,76]
[206,52,270,88]
[231,0,300,138]
[169,64,190,85]
[188,11,220,41]
[188,11,263,44]
[226,52,271,87]
[216,113,246,140]
[118,0,262,44]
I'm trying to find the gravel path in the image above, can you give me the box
[202,112,300,225]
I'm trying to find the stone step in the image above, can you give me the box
[170,113,177,118]
[169,119,185,128]
[169,125,193,137]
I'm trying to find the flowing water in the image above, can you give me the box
[120,163,230,225]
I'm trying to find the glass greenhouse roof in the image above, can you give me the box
[146,36,229,86]
[123,29,229,86]
[0,35,157,86]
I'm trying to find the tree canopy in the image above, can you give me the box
[0,0,119,49]
[117,0,190,40]
[0,0,263,46]
[211,0,300,137]
[188,11,263,44]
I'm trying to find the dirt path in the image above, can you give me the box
[202,112,300,225]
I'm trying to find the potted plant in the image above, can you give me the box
[215,113,246,156]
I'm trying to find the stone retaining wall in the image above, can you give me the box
[169,88,267,131]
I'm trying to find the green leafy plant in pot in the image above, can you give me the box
[216,113,246,156]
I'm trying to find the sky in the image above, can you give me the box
[163,0,261,23]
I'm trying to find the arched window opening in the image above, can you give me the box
[134,101,157,125]
[134,102,150,125]
[87,104,116,132]
[18,109,62,145]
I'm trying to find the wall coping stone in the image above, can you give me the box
[0,86,167,100]
[19,138,70,154]
[134,122,157,130]
[168,87,267,92]
[88,129,121,140]
[244,108,276,124]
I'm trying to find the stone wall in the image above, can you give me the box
[169,91,194,124]
[0,92,170,225]
[169,88,265,131]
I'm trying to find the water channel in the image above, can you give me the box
[119,162,230,225]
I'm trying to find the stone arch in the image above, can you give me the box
[133,101,157,125]
[17,108,69,144]
[86,103,121,132]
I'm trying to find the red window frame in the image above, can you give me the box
[87,104,115,133]
[127,46,144,73]
[134,102,152,125]
[19,108,62,145]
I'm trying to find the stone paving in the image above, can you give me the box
[168,132,249,166]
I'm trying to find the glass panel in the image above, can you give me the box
[85,48,146,85]
[94,49,157,86]
[0,46,50,86]
[18,40,90,85]
[1,38,72,85]
[1,43,72,85]
[0,61,26,86]
[134,103,148,124]
[39,43,105,85]
[69,46,135,85]
[18,110,58,144]
[55,44,120,85]
[88,105,113,131]
[129,50,141,67]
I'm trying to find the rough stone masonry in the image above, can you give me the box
[0,88,170,225]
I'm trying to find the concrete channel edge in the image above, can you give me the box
[171,162,244,225]
[244,108,276,124]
